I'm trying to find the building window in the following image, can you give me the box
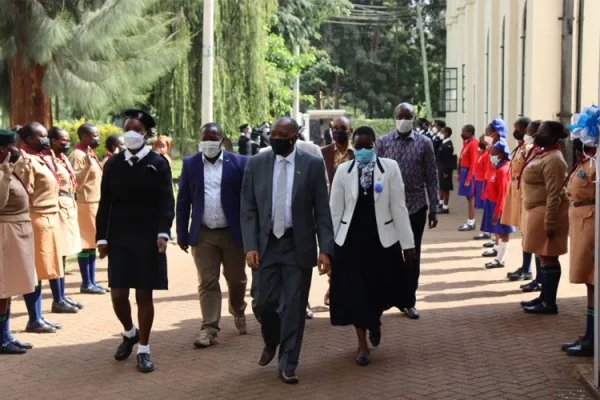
[500,17,506,118]
[462,64,466,113]
[442,68,458,113]
[520,1,527,116]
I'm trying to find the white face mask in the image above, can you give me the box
[123,130,146,150]
[200,141,222,159]
[483,136,494,146]
[523,134,534,145]
[432,127,438,134]
[396,119,414,133]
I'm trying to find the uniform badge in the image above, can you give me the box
[577,171,586,179]
[491,175,496,182]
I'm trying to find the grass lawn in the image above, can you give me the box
[172,158,183,179]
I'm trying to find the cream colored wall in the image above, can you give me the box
[445,0,600,152]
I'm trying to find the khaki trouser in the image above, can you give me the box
[191,226,247,334]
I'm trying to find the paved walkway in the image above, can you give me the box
[2,199,594,399]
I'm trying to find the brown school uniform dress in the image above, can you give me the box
[0,163,36,298]
[14,151,63,280]
[521,149,569,257]
[501,142,527,227]
[69,146,102,249]
[55,153,82,256]
[567,156,596,284]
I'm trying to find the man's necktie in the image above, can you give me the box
[130,156,139,165]
[273,159,288,238]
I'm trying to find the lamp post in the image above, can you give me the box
[201,0,214,124]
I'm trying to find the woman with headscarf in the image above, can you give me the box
[520,121,569,314]
[329,126,416,366]
[561,138,596,356]
[96,109,174,373]
[480,141,515,269]
[48,127,83,313]
[0,129,37,354]
[15,122,63,333]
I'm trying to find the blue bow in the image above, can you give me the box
[569,105,600,146]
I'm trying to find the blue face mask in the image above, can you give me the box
[355,148,375,164]
[490,155,500,165]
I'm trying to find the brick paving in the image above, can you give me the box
[1,198,594,399]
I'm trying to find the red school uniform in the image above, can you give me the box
[485,161,511,217]
[475,150,490,182]
[459,137,479,182]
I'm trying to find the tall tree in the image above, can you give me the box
[0,0,190,126]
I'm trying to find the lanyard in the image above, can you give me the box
[517,144,561,189]
[74,143,103,171]
[21,146,62,185]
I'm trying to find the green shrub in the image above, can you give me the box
[352,119,395,137]
[54,119,123,160]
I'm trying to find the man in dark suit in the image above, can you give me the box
[241,117,334,384]
[176,123,248,349]
[321,116,355,188]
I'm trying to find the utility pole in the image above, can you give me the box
[292,45,300,122]
[559,0,574,165]
[416,1,432,119]
[201,0,214,124]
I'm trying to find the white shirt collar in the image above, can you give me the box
[276,148,296,166]
[443,138,451,144]
[124,146,150,162]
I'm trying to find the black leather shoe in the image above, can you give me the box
[258,346,276,366]
[114,330,140,361]
[9,338,33,350]
[42,318,62,330]
[0,341,27,354]
[25,319,56,334]
[521,282,542,292]
[94,284,111,293]
[52,300,79,314]
[279,370,299,384]
[305,306,314,320]
[566,339,593,357]
[524,302,558,314]
[401,307,420,319]
[439,208,449,214]
[562,337,583,352]
[64,296,84,310]
[80,285,106,295]
[509,270,532,281]
[369,327,381,347]
[136,353,155,373]
[473,233,491,240]
[482,249,497,257]
[520,297,542,308]
[458,223,475,232]
[483,241,496,248]
[485,260,505,269]
[507,267,523,278]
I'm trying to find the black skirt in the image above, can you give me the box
[439,170,454,191]
[107,242,168,290]
[329,175,405,329]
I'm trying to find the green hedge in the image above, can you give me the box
[352,119,395,137]
[54,119,123,160]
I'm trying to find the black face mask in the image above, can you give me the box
[39,137,50,150]
[271,137,295,156]
[534,134,552,148]
[90,137,101,149]
[513,130,524,141]
[333,130,349,145]
[478,143,487,150]
[9,148,20,163]
[57,142,70,154]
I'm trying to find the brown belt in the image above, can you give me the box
[570,200,595,207]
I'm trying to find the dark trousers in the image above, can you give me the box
[405,206,427,308]
[251,235,313,372]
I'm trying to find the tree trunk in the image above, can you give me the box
[316,85,322,110]
[334,73,340,109]
[55,96,60,122]
[9,57,52,128]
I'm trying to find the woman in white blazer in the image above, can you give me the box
[329,126,415,366]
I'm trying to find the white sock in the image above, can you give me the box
[137,344,150,355]
[442,205,449,210]
[467,219,475,225]
[124,324,137,339]
[493,244,499,252]
[439,200,444,205]
[496,241,509,263]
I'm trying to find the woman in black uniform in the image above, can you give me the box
[96,109,174,373]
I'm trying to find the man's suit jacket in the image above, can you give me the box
[176,151,247,247]
[321,143,355,187]
[240,148,335,268]
[329,157,415,250]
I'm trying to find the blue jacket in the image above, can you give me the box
[176,150,247,246]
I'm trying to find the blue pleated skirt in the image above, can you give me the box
[457,167,475,197]
[480,200,516,235]
[474,181,485,209]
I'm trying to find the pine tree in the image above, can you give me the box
[0,0,190,127]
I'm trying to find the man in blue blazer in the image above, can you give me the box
[176,123,248,348]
